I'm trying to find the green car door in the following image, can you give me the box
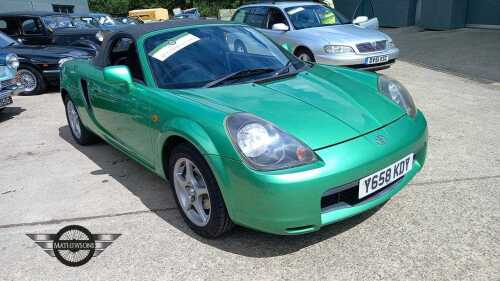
[83,37,156,167]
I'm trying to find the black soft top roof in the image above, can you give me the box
[94,19,236,67]
[114,19,231,40]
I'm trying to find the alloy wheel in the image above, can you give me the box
[66,100,82,139]
[173,157,211,227]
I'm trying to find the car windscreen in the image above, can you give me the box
[42,15,76,30]
[93,15,117,27]
[144,25,303,89]
[0,32,17,48]
[71,17,97,28]
[285,5,349,30]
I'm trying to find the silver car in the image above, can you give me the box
[232,2,399,70]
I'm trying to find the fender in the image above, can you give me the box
[153,117,239,219]
[155,117,220,177]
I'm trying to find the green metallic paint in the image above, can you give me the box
[103,65,133,85]
[60,23,428,235]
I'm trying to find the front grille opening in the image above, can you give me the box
[356,40,387,53]
[321,177,403,212]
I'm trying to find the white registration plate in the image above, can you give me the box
[365,55,389,65]
[0,96,13,107]
[358,154,413,199]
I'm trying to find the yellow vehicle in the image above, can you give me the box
[128,8,169,22]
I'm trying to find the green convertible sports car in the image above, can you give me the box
[60,20,427,238]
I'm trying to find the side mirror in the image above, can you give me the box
[272,23,289,31]
[353,16,369,25]
[103,65,132,86]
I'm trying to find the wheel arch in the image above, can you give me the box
[158,122,237,221]
[293,45,315,60]
[19,61,42,72]
[157,118,220,180]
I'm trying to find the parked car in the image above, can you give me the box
[71,13,121,30]
[60,21,427,238]
[0,11,102,51]
[174,8,201,20]
[0,31,91,95]
[232,2,399,70]
[0,51,22,111]
[115,16,143,25]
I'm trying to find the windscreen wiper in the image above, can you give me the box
[204,68,276,88]
[275,60,293,76]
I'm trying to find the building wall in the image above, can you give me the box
[334,0,499,29]
[2,0,89,13]
[466,0,500,27]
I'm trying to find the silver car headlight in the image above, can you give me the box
[387,41,395,49]
[324,45,354,54]
[58,57,73,68]
[226,113,316,171]
[6,53,19,69]
[378,75,416,118]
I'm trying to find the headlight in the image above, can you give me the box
[387,41,395,49]
[226,113,316,171]
[58,57,73,68]
[96,31,104,42]
[324,45,354,54]
[6,53,19,69]
[378,75,416,118]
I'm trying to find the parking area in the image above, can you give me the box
[384,27,500,83]
[0,60,499,280]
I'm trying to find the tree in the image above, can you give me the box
[89,0,130,15]
[89,0,247,17]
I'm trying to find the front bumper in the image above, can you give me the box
[315,47,400,70]
[207,111,427,235]
[0,80,24,108]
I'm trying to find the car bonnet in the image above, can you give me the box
[175,66,405,150]
[292,24,390,45]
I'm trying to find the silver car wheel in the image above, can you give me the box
[66,100,82,139]
[173,157,211,227]
[297,53,312,62]
[16,69,37,92]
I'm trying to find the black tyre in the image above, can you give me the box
[16,65,46,95]
[168,143,233,238]
[295,48,315,62]
[64,96,100,145]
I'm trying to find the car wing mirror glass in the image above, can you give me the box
[272,23,289,31]
[103,65,133,88]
